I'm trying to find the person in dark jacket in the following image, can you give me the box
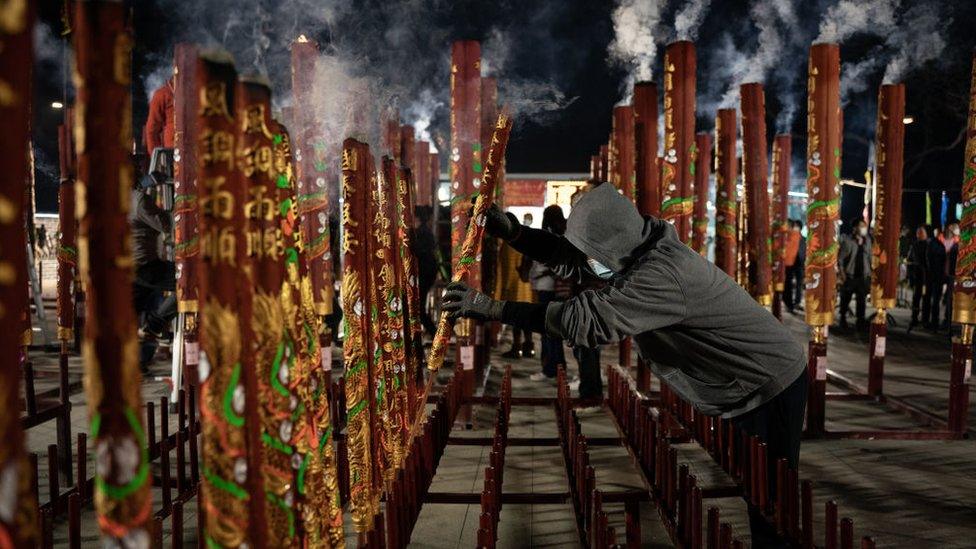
[907,225,929,331]
[411,209,438,336]
[130,177,175,370]
[442,183,806,548]
[837,219,872,330]
[925,226,948,329]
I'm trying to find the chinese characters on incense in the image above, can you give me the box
[661,41,697,244]
[73,1,153,542]
[870,84,905,315]
[805,44,842,334]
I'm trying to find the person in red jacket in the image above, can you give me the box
[144,75,175,156]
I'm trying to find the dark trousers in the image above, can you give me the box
[133,260,177,334]
[511,326,534,355]
[573,346,603,399]
[925,278,945,326]
[910,278,925,323]
[783,263,802,311]
[731,372,808,549]
[839,276,869,324]
[419,273,436,336]
[537,290,564,378]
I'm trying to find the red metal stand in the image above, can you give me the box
[949,335,972,435]
[867,320,887,397]
[806,338,827,437]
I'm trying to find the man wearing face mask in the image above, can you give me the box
[838,219,873,331]
[442,182,806,548]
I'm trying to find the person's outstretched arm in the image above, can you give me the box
[442,262,685,344]
[484,204,586,280]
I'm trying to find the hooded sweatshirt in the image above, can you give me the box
[530,183,806,417]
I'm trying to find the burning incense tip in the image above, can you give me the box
[297,34,309,43]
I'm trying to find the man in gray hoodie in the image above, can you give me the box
[443,182,807,547]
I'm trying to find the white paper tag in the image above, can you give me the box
[965,359,972,382]
[185,342,199,365]
[815,356,827,381]
[321,345,332,372]
[874,336,886,358]
[460,346,475,371]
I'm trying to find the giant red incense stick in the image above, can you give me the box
[661,41,697,245]
[172,44,201,399]
[692,132,712,256]
[771,134,792,319]
[341,139,380,534]
[805,43,842,437]
[634,82,660,217]
[428,113,513,372]
[714,109,738,277]
[741,83,772,306]
[271,120,344,546]
[868,84,905,397]
[57,111,77,345]
[613,106,637,201]
[949,53,976,435]
[73,1,153,542]
[237,77,300,546]
[195,52,269,546]
[0,2,39,545]
[291,38,336,335]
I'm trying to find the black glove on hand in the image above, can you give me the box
[484,204,520,241]
[441,281,506,321]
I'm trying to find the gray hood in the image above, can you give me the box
[566,183,665,272]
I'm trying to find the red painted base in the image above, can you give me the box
[805,340,827,437]
[949,341,972,435]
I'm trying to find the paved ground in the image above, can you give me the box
[20,301,976,547]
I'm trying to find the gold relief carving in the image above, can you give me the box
[113,33,133,86]
[245,186,276,221]
[0,0,27,34]
[199,130,235,170]
[200,177,234,219]
[0,194,15,223]
[201,227,236,266]
[200,82,232,120]
[238,145,273,177]
[241,104,272,138]
[0,79,18,108]
[245,227,283,260]
[118,165,133,212]
[73,98,86,155]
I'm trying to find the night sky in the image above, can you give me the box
[32,0,976,231]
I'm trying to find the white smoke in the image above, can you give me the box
[841,50,885,105]
[702,0,797,118]
[816,0,900,43]
[608,0,668,93]
[673,0,712,41]
[882,4,949,84]
[838,2,949,103]
[403,88,444,154]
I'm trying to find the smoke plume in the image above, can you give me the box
[673,0,712,41]
[608,0,667,92]
[816,0,899,43]
[882,4,949,84]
